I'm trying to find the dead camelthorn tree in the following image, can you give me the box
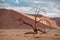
[33,7,47,33]
[24,7,58,33]
[15,7,47,34]
[14,7,58,36]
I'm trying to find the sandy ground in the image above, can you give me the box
[0,29,60,40]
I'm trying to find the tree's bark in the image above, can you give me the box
[22,21,38,33]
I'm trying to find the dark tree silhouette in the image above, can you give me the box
[14,7,58,36]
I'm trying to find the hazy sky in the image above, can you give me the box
[0,0,60,18]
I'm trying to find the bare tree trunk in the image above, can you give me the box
[34,7,40,33]
[22,21,37,33]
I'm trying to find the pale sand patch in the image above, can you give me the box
[0,29,60,40]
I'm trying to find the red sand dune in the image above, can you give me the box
[0,9,60,29]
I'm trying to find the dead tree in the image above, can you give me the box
[14,7,47,34]
[14,7,59,35]
[22,7,58,34]
[33,7,47,33]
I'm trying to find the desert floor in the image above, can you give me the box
[0,29,60,40]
